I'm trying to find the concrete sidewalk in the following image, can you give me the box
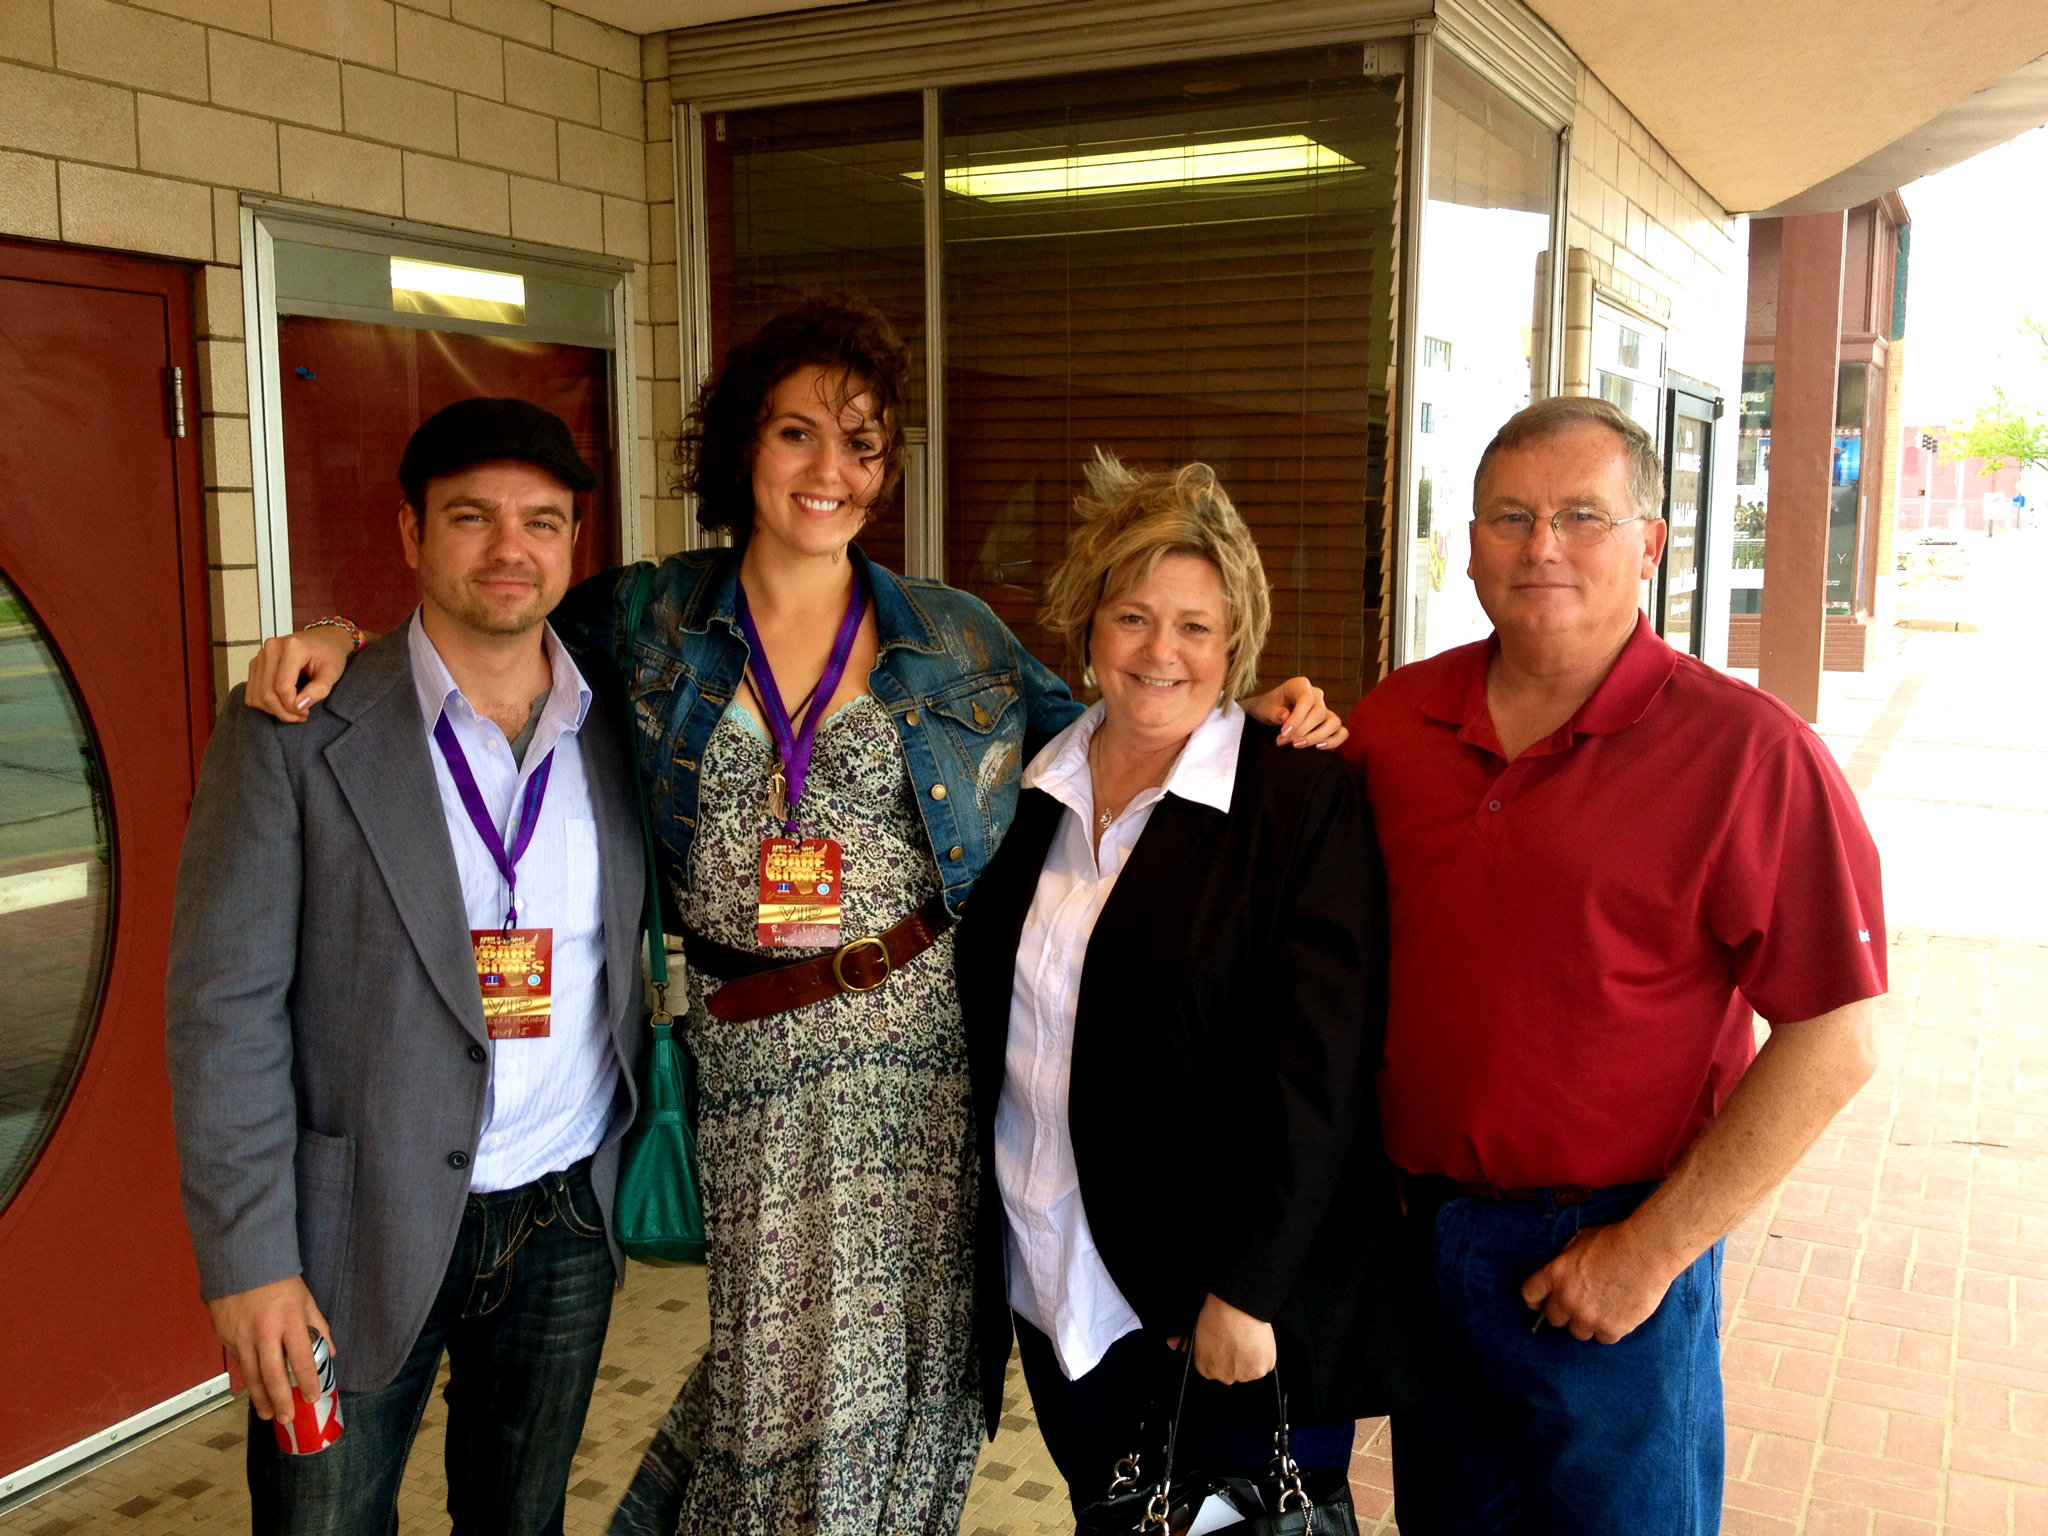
[6,539,2044,1535]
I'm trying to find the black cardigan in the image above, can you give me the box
[955,719,1432,1436]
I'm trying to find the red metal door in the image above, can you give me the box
[0,238,219,1484]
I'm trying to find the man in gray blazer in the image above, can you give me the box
[166,398,646,1535]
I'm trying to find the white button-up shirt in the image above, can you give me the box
[996,699,1246,1380]
[410,612,620,1193]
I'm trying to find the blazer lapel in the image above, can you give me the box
[962,787,1062,1091]
[324,638,489,1044]
[1080,793,1219,999]
[578,687,646,1050]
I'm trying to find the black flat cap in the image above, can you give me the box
[399,397,597,509]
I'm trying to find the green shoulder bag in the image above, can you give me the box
[611,565,708,1263]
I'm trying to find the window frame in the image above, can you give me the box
[664,0,1577,665]
[239,196,642,638]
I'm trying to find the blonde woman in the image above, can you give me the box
[955,454,1428,1525]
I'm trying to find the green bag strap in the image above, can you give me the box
[618,565,671,1013]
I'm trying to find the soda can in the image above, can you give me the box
[271,1329,345,1455]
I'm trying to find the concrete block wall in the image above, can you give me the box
[637,30,686,562]
[0,0,681,702]
[1564,66,1748,670]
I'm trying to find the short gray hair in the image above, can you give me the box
[1473,395,1665,520]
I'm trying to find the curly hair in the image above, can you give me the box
[1039,451,1272,703]
[676,293,911,540]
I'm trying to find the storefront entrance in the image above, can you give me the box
[0,238,221,1498]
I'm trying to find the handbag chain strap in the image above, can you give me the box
[1126,1338,1316,1533]
[618,566,671,1026]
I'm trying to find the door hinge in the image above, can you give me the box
[168,365,187,438]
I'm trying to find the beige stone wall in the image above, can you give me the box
[1563,65,1748,669]
[0,0,681,701]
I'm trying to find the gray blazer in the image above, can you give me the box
[165,630,647,1393]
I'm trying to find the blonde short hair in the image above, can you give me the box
[1040,452,1272,702]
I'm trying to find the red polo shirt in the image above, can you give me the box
[1342,618,1885,1189]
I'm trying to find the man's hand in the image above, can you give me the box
[207,1275,332,1421]
[1248,677,1348,749]
[245,627,358,722]
[1520,1220,1682,1344]
[1170,1293,1278,1385]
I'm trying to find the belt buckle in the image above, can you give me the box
[831,935,891,993]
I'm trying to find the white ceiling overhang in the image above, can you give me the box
[1525,0,2048,212]
[556,0,2048,216]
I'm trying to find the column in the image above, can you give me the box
[1757,211,1845,722]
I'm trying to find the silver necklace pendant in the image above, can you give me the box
[1097,805,1116,830]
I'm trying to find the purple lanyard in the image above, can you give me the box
[432,712,555,931]
[735,573,868,837]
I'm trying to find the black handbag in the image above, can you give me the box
[1075,1346,1360,1536]
[610,566,708,1263]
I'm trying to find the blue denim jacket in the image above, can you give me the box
[555,545,1082,919]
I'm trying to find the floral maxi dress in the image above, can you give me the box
[614,697,983,1536]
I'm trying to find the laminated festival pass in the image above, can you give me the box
[757,837,844,948]
[473,927,553,1039]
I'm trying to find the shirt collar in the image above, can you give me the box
[408,608,593,739]
[1421,613,1677,757]
[1023,699,1245,817]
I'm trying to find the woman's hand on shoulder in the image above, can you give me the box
[1247,677,1348,750]
[244,626,359,721]
[1171,1293,1278,1386]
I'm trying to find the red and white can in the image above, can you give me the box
[271,1329,345,1455]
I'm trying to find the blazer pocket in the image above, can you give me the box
[294,1128,356,1316]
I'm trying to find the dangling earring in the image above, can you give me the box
[1082,664,1097,691]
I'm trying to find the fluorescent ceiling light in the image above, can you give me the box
[390,257,526,324]
[910,135,1361,202]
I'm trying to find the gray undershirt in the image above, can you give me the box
[508,688,551,767]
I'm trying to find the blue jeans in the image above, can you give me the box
[1392,1183,1723,1536]
[1014,1316,1356,1524]
[247,1161,616,1536]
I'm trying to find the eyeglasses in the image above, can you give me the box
[1476,508,1651,546]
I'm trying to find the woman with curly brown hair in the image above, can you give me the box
[242,293,1343,1536]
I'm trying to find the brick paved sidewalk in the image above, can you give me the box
[7,540,2044,1535]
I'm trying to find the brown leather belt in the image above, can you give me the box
[1402,1172,1602,1207]
[681,896,953,1024]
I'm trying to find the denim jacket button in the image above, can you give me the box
[948,845,964,860]
[905,709,921,727]
[929,783,947,800]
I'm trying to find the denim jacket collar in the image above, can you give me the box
[676,543,947,659]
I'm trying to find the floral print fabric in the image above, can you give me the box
[617,697,982,1536]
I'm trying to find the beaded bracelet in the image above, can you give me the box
[302,615,366,653]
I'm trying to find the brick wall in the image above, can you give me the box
[1560,65,1748,670]
[0,0,685,700]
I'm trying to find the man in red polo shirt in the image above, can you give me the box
[1343,395,1884,1533]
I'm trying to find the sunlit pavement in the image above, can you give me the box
[7,540,2047,1534]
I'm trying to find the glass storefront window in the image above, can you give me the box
[1593,304,1664,439]
[1659,401,1713,655]
[940,48,1402,703]
[1828,363,1867,615]
[0,574,112,1214]
[1406,49,1560,661]
[705,95,927,569]
[1728,360,1869,619]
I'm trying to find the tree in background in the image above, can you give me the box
[1947,318,2048,475]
